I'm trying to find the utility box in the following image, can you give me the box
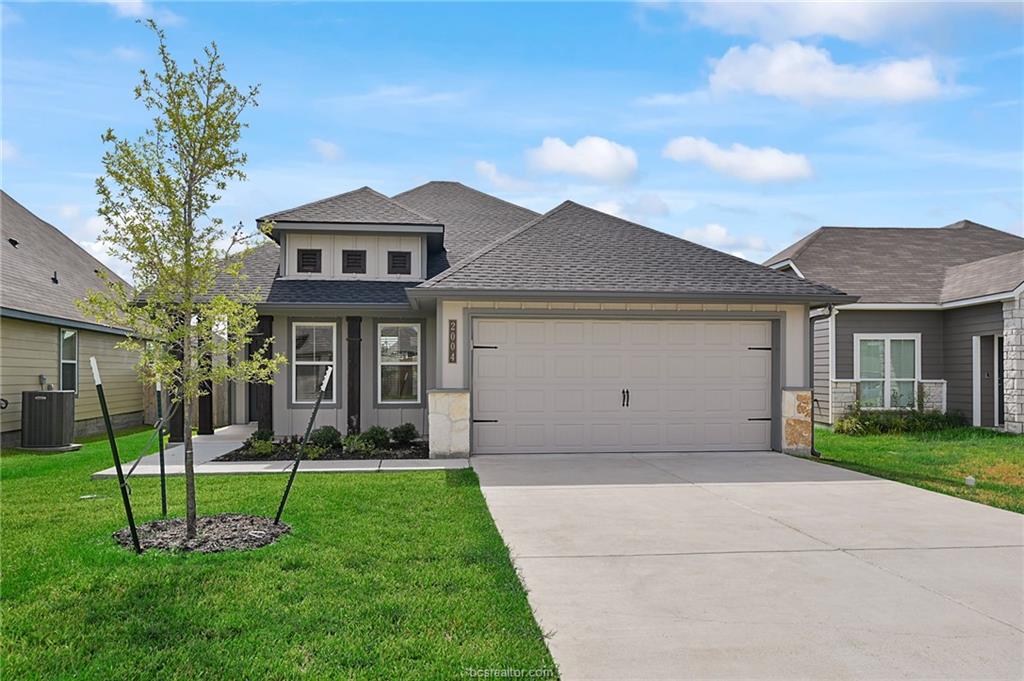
[21,390,77,450]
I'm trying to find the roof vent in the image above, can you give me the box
[51,271,59,284]
[7,238,18,248]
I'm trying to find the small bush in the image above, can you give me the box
[303,444,326,460]
[244,429,274,448]
[309,425,343,450]
[834,405,968,436]
[362,425,391,451]
[248,439,274,458]
[343,433,373,457]
[390,423,420,447]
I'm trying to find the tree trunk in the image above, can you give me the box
[183,341,198,539]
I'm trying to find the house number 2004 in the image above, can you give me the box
[448,320,457,363]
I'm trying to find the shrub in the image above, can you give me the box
[248,439,274,458]
[309,425,343,450]
[362,425,391,451]
[343,433,373,457]
[390,423,420,447]
[244,429,274,448]
[303,444,326,460]
[834,405,968,436]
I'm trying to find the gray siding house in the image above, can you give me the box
[224,182,853,457]
[765,221,1024,433]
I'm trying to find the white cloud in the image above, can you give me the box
[681,223,767,257]
[102,1,183,26]
[634,90,710,107]
[709,42,946,103]
[474,160,533,191]
[527,136,638,183]
[58,204,81,220]
[0,138,18,162]
[663,136,812,183]
[593,194,671,222]
[309,138,342,162]
[80,239,133,283]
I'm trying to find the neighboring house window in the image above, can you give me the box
[59,328,78,394]
[292,322,335,403]
[378,323,420,404]
[387,251,412,275]
[296,249,322,273]
[854,334,920,409]
[342,250,367,274]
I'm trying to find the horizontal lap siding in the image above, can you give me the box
[943,303,1003,421]
[812,315,831,423]
[1,318,142,433]
[835,310,944,380]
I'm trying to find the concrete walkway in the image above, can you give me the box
[92,424,467,478]
[473,451,1024,680]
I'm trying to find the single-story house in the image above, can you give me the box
[0,191,145,447]
[764,220,1024,433]
[221,181,853,457]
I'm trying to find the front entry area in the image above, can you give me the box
[471,318,773,454]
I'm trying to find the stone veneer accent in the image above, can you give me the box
[1004,296,1024,434]
[782,388,813,457]
[919,380,946,413]
[831,380,858,423]
[427,389,470,458]
[829,380,946,423]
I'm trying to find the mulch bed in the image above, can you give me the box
[113,513,290,553]
[214,443,429,462]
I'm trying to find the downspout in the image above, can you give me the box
[810,303,835,458]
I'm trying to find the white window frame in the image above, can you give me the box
[377,322,421,405]
[853,333,921,409]
[59,327,78,395]
[291,322,336,404]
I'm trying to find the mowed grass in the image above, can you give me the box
[1,430,556,680]
[815,427,1024,513]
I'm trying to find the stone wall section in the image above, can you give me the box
[427,389,470,458]
[782,388,812,457]
[1004,297,1024,434]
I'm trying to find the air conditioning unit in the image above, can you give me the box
[21,390,77,450]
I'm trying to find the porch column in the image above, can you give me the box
[346,316,361,434]
[250,315,274,432]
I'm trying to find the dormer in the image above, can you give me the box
[258,186,444,282]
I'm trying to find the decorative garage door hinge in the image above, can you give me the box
[472,345,498,350]
[747,346,772,351]
[747,417,772,421]
[472,419,499,423]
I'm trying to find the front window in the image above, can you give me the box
[856,335,918,409]
[378,323,420,404]
[292,322,335,403]
[59,328,78,394]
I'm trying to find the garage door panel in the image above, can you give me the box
[472,319,772,453]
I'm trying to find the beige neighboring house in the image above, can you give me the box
[0,191,144,447]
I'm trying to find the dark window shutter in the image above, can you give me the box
[342,250,367,273]
[388,251,412,275]
[296,249,322,273]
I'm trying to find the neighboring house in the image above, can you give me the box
[0,191,144,447]
[765,220,1024,433]
[222,181,852,457]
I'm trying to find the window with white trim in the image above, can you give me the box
[59,328,78,394]
[292,322,335,403]
[855,334,919,409]
[378,323,420,404]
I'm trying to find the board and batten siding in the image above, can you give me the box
[811,314,831,423]
[1,317,143,435]
[943,302,1003,422]
[834,311,945,380]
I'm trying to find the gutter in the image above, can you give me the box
[0,307,132,336]
[406,287,856,308]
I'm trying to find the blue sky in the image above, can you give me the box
[2,1,1022,279]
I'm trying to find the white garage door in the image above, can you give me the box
[472,318,772,454]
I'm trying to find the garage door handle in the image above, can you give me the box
[625,389,630,408]
[621,389,626,407]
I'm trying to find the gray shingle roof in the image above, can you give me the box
[0,191,131,329]
[265,279,410,305]
[764,220,1024,303]
[941,250,1024,303]
[416,201,849,300]
[392,181,539,276]
[258,186,441,225]
[208,240,280,300]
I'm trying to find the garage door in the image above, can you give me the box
[472,318,772,453]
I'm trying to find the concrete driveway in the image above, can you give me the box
[473,451,1024,680]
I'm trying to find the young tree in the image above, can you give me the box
[79,21,285,539]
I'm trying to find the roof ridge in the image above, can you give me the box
[1,191,131,289]
[363,186,441,224]
[258,185,440,224]
[394,180,540,217]
[765,226,826,266]
[418,201,574,289]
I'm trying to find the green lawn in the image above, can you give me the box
[1,430,556,680]
[815,427,1024,513]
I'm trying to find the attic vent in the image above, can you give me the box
[342,250,366,274]
[296,249,322,273]
[388,251,412,275]
[8,238,18,248]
